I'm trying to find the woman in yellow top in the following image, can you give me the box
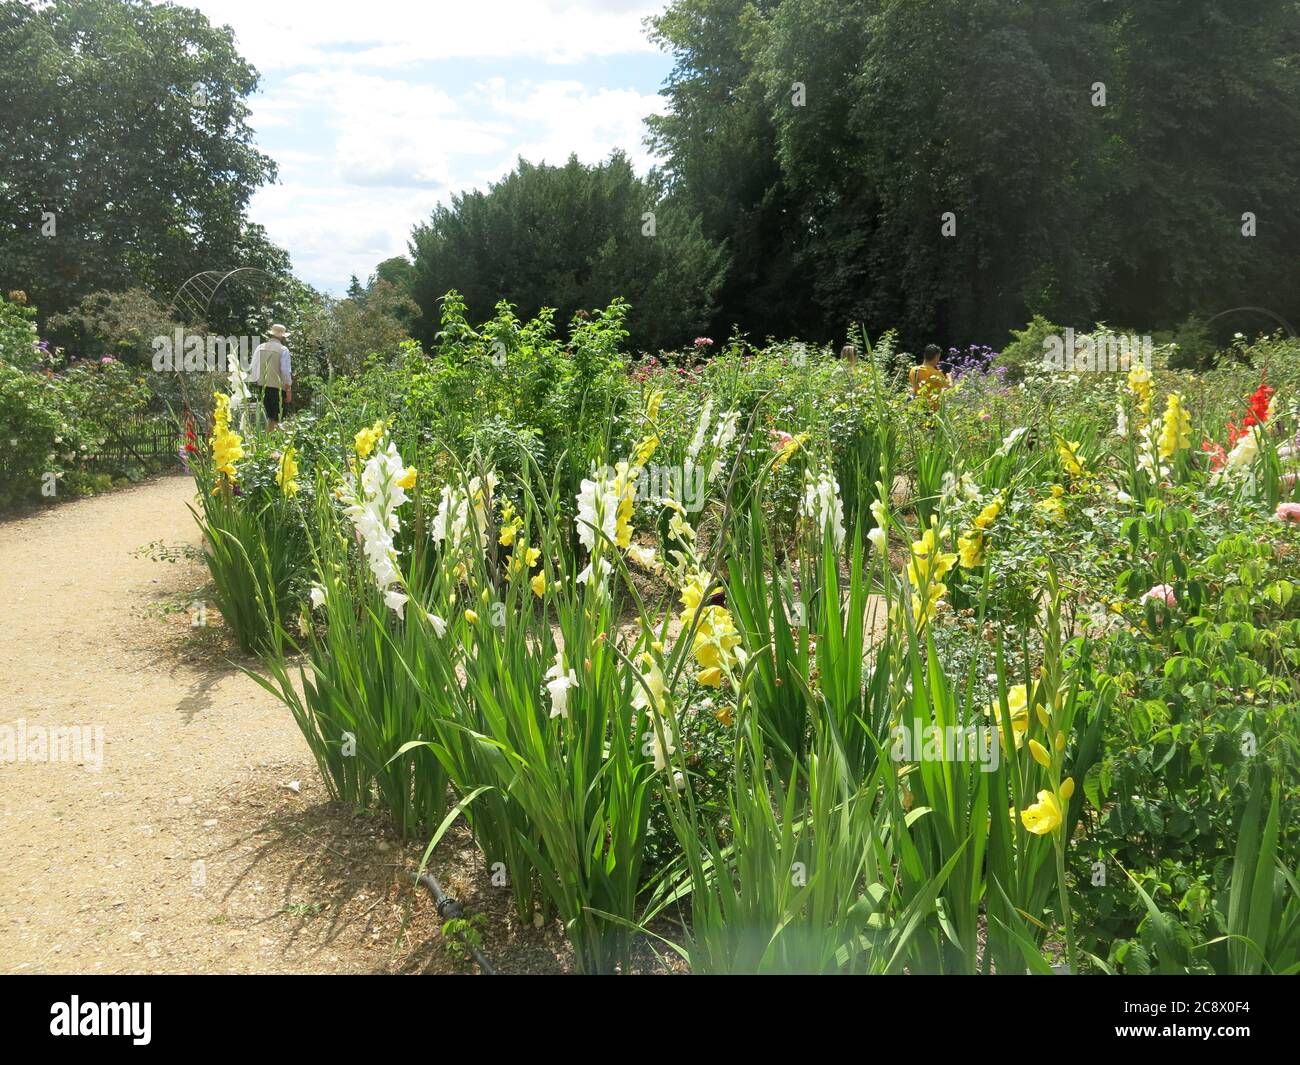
[909,345,949,405]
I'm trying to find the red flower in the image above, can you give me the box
[1201,439,1226,470]
[1242,376,1273,430]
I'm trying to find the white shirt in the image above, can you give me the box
[250,340,292,388]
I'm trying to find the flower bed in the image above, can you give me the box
[185,298,1300,974]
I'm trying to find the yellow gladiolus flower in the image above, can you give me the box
[1020,789,1063,835]
[645,389,664,422]
[276,447,300,497]
[1037,491,1066,523]
[1127,364,1152,421]
[772,432,809,469]
[210,393,244,485]
[354,420,384,459]
[958,532,984,569]
[632,433,659,468]
[973,494,1003,530]
[984,684,1029,750]
[1158,392,1191,460]
[1028,738,1052,768]
[530,573,545,598]
[1060,776,1075,800]
[396,466,417,490]
[697,667,723,688]
[464,609,479,624]
[1056,438,1087,479]
[679,570,718,615]
[499,516,522,548]
[692,605,741,672]
[906,524,957,627]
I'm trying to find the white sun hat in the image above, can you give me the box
[267,323,290,339]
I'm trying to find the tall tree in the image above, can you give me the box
[646,0,816,343]
[408,152,727,353]
[0,0,279,323]
[647,0,1300,347]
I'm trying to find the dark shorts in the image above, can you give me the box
[262,386,284,421]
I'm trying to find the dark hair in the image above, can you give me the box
[922,344,942,362]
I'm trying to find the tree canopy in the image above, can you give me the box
[0,0,283,323]
[647,0,1300,349]
[408,152,727,353]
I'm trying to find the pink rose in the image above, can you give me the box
[1141,583,1177,607]
[1275,502,1300,524]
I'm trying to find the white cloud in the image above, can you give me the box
[186,0,663,69]
[167,1,674,292]
[482,80,667,173]
[251,182,444,288]
[278,71,505,188]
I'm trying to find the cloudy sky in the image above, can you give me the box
[183,1,673,293]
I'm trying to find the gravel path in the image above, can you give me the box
[0,474,479,973]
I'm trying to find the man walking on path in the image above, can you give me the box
[249,324,293,429]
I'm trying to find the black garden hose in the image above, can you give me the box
[416,871,498,975]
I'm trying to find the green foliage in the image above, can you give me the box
[181,306,1300,974]
[0,292,160,507]
[45,288,182,364]
[0,0,281,323]
[409,153,727,353]
[648,0,1300,348]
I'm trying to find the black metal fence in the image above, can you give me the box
[85,414,180,469]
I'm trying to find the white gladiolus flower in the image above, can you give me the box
[706,409,741,482]
[432,472,496,555]
[1115,401,1128,438]
[340,439,411,616]
[686,399,713,463]
[228,355,253,415]
[309,584,326,609]
[576,557,612,586]
[994,427,1028,458]
[545,651,578,719]
[631,653,666,714]
[650,716,675,772]
[576,471,619,554]
[800,468,845,552]
[1212,425,1262,486]
[627,544,659,571]
[867,526,887,553]
[425,612,447,637]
